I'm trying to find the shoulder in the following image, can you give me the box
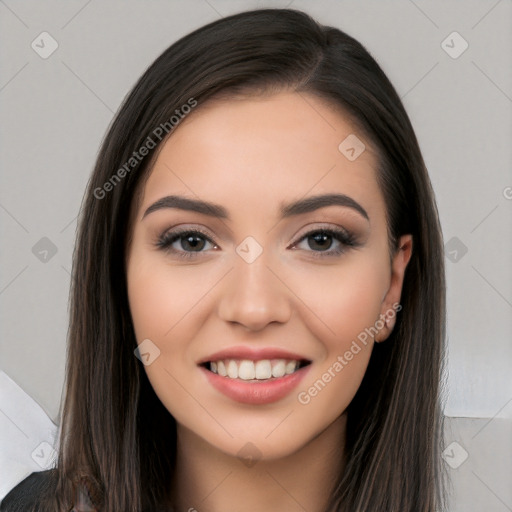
[0,470,56,512]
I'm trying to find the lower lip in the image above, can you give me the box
[200,365,311,405]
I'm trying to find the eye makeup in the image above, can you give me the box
[154,223,362,261]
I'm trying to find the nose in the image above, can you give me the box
[216,249,292,332]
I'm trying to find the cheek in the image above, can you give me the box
[126,255,212,422]
[127,262,171,342]
[288,253,387,349]
[127,252,212,343]
[289,254,387,414]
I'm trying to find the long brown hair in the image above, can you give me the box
[40,8,448,511]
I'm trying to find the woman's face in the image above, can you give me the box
[126,91,412,460]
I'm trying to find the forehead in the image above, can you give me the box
[138,91,384,221]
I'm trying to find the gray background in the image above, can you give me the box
[1,0,511,510]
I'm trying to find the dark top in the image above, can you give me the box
[1,471,176,511]
[0,470,55,512]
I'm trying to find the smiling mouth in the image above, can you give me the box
[200,358,311,381]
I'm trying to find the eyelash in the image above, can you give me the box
[155,226,359,261]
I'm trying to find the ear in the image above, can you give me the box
[375,234,413,342]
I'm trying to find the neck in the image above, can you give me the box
[169,413,346,512]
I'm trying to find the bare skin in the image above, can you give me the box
[126,90,412,512]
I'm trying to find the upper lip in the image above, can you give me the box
[197,346,311,365]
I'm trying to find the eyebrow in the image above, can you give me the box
[142,193,369,221]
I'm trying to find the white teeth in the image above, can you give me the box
[255,360,272,379]
[207,358,303,380]
[285,361,298,375]
[271,360,286,378]
[217,361,227,377]
[238,360,256,380]
[227,360,238,379]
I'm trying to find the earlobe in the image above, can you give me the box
[375,234,413,342]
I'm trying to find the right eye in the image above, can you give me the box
[156,228,218,259]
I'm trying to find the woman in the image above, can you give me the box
[1,7,448,512]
